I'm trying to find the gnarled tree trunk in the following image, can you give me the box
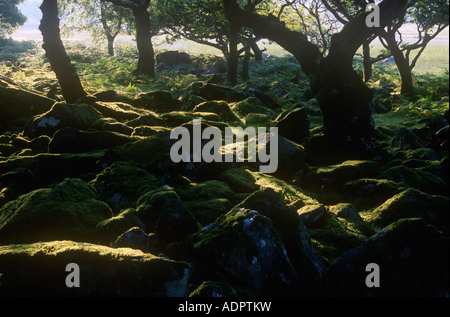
[223,0,408,146]
[39,0,87,103]
[132,7,155,77]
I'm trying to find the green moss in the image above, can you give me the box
[243,113,273,129]
[190,281,255,297]
[96,208,144,244]
[161,111,221,127]
[192,100,241,123]
[218,168,260,193]
[0,240,191,296]
[0,178,113,244]
[248,170,318,206]
[230,97,276,119]
[90,161,159,210]
[364,188,449,234]
[308,214,367,266]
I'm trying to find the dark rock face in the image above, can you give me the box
[321,219,449,297]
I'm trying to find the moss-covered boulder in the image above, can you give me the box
[182,82,247,104]
[136,187,201,243]
[192,100,241,123]
[230,97,276,119]
[23,103,103,138]
[296,160,378,188]
[134,91,181,113]
[0,240,191,296]
[0,79,55,126]
[243,113,273,129]
[328,203,362,222]
[125,113,166,128]
[96,208,146,244]
[161,111,221,127]
[232,188,323,286]
[218,168,260,193]
[274,107,310,144]
[92,101,150,122]
[0,167,39,204]
[380,165,448,196]
[365,188,449,234]
[174,180,242,226]
[190,281,255,297]
[111,227,153,253]
[0,178,113,244]
[391,127,425,150]
[90,161,159,210]
[320,218,449,296]
[191,209,299,296]
[48,127,136,154]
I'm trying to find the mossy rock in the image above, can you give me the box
[0,240,191,296]
[380,165,448,196]
[243,113,273,129]
[182,82,247,104]
[0,178,113,244]
[111,227,153,253]
[297,160,378,188]
[48,127,136,154]
[134,90,182,113]
[92,101,150,122]
[23,103,103,138]
[192,100,241,123]
[364,188,449,235]
[218,167,260,193]
[0,151,107,189]
[320,218,449,296]
[274,107,310,144]
[125,113,166,128]
[343,178,403,209]
[96,208,146,244]
[230,97,276,119]
[190,209,298,296]
[161,111,221,127]
[190,281,255,297]
[90,161,159,210]
[231,188,323,284]
[0,81,55,125]
[136,187,201,243]
[131,125,171,137]
[0,167,39,204]
[306,212,368,266]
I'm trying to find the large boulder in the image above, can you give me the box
[0,240,191,296]
[320,218,449,296]
[0,178,113,244]
[191,208,299,296]
[136,187,201,244]
[0,78,55,126]
[274,107,310,144]
[23,103,103,138]
[366,188,449,235]
[48,127,136,154]
[156,51,191,66]
[134,91,181,114]
[89,161,159,211]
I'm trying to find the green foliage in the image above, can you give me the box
[0,0,26,36]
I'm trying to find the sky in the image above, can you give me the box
[11,0,42,40]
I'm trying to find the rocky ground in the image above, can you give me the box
[0,76,448,297]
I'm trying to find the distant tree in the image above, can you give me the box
[0,0,27,36]
[39,0,87,103]
[103,0,156,77]
[157,0,268,85]
[378,0,449,95]
[223,0,410,147]
[60,0,132,56]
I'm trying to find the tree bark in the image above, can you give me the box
[39,0,87,103]
[363,40,372,82]
[132,7,155,77]
[383,31,414,95]
[227,24,239,86]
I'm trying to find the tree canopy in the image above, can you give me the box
[0,0,27,36]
